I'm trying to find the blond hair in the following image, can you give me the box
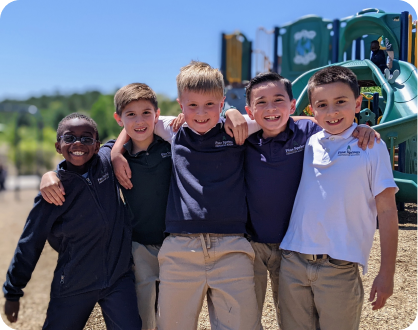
[176,61,224,99]
[114,83,158,116]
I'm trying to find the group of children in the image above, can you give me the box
[3,60,398,330]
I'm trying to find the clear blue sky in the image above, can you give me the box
[0,0,416,101]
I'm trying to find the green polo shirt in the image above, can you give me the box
[122,135,172,245]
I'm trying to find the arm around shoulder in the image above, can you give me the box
[40,171,65,206]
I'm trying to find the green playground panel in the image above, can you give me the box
[338,10,401,62]
[279,15,332,82]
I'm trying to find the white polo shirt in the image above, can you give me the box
[280,123,398,274]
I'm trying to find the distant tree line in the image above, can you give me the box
[0,91,181,174]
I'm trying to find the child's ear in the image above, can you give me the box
[113,113,124,127]
[245,106,255,120]
[55,141,62,154]
[355,94,363,114]
[219,96,226,113]
[94,141,100,154]
[154,108,161,124]
[290,99,297,115]
[176,98,184,112]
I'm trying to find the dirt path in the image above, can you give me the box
[0,190,416,329]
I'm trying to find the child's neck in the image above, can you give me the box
[65,159,93,175]
[261,122,288,140]
[131,135,154,154]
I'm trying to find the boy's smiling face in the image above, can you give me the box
[245,80,296,139]
[177,90,224,135]
[114,100,160,153]
[55,118,100,173]
[310,82,362,135]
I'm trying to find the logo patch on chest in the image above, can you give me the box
[97,172,110,184]
[338,146,361,156]
[215,140,234,147]
[161,152,172,158]
[285,144,305,155]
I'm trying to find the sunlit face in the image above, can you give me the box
[310,82,362,135]
[177,90,224,134]
[55,118,100,173]
[114,100,159,152]
[245,81,296,139]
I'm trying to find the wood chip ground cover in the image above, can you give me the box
[0,190,416,329]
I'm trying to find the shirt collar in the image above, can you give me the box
[320,123,358,141]
[123,135,163,157]
[254,117,296,144]
[185,117,223,136]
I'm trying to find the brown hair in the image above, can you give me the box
[176,61,224,99]
[307,66,359,104]
[245,72,293,106]
[114,83,158,116]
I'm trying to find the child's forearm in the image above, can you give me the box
[111,128,129,157]
[376,188,398,275]
[292,116,318,125]
[155,116,177,142]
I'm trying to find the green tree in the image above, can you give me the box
[157,94,181,116]
[90,95,121,142]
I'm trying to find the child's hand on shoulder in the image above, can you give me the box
[224,108,248,145]
[170,113,185,133]
[40,171,65,206]
[352,125,381,150]
[4,300,19,323]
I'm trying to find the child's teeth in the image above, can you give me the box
[73,151,85,155]
[135,128,146,131]
[329,119,339,123]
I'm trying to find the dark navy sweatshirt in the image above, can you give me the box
[165,121,247,234]
[3,141,132,301]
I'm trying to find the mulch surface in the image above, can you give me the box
[0,190,416,329]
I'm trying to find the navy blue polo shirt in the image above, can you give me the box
[165,122,247,234]
[245,118,321,243]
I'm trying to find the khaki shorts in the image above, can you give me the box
[157,234,262,330]
[251,242,281,328]
[132,242,161,330]
[278,250,363,330]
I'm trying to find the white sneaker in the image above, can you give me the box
[388,70,400,84]
[384,68,391,80]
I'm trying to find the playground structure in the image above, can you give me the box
[220,8,417,204]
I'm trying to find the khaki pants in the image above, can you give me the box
[251,242,281,328]
[132,242,161,330]
[278,251,363,330]
[157,234,263,330]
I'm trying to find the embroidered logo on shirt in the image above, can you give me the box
[161,152,172,158]
[338,145,361,156]
[97,172,110,184]
[260,154,267,162]
[285,144,305,155]
[215,140,234,147]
